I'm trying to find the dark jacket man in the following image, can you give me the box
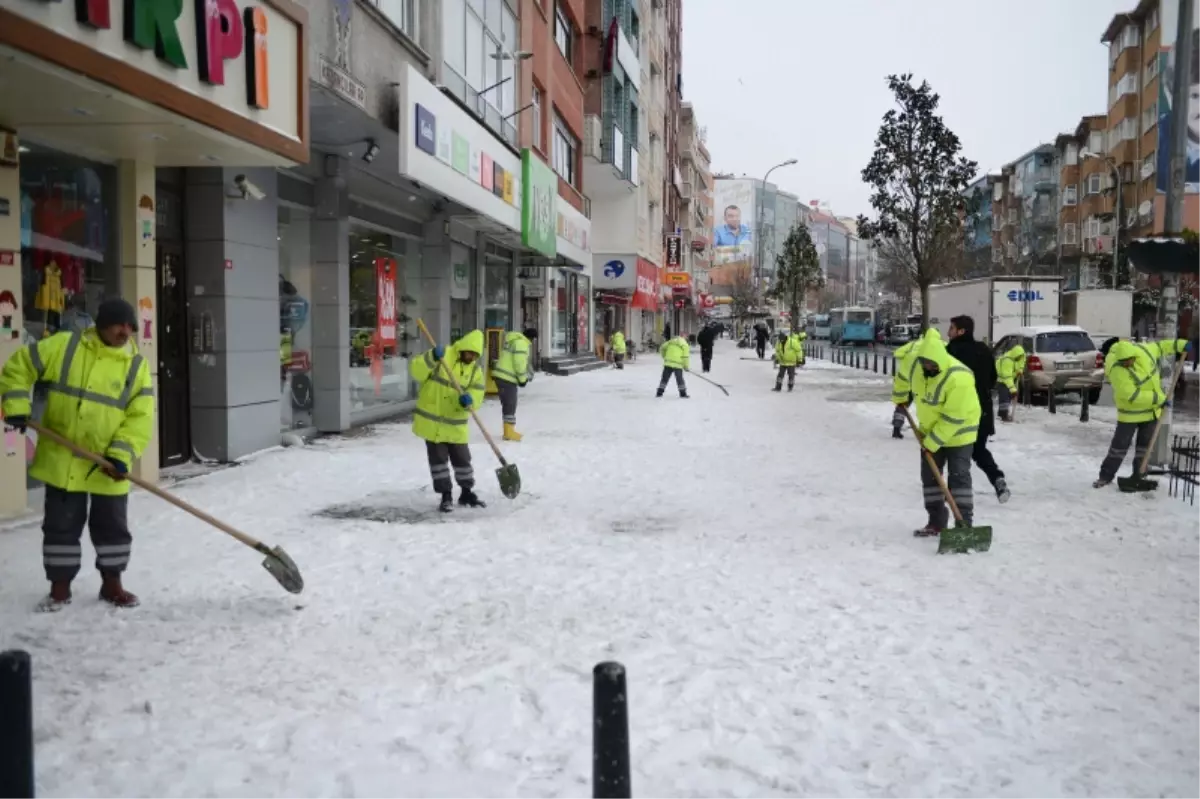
[696,324,717,372]
[946,314,1008,501]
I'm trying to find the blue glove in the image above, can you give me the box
[3,415,28,433]
[432,346,446,361]
[459,393,474,408]
[105,456,128,479]
[1186,341,1194,353]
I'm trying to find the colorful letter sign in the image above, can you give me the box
[521,149,556,258]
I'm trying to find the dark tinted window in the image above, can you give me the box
[1036,331,1094,353]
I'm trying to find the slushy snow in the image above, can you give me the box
[1,341,1197,797]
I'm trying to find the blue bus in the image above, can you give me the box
[830,306,875,345]
[806,314,831,339]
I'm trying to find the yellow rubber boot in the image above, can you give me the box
[503,422,523,441]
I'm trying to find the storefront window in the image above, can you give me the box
[483,249,512,331]
[551,268,571,354]
[576,273,590,351]
[279,206,313,430]
[17,144,118,488]
[348,225,420,415]
[449,242,476,342]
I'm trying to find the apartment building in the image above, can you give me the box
[963,175,995,278]
[988,144,1058,274]
[678,102,712,333]
[662,0,686,331]
[1054,115,1111,288]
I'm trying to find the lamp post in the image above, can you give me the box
[756,159,798,299]
[1081,150,1120,287]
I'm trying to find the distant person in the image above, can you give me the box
[696,323,717,373]
[610,329,627,370]
[946,315,1009,503]
[713,205,753,247]
[656,332,690,399]
[754,323,769,360]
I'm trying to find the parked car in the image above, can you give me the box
[992,325,1105,404]
[887,324,916,346]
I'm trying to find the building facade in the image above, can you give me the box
[0,0,596,517]
[677,101,711,334]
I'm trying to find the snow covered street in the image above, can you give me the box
[1,340,1197,798]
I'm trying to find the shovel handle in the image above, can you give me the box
[414,319,508,466]
[1133,353,1189,478]
[27,421,266,551]
[901,407,966,524]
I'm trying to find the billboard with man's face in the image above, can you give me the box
[713,179,756,267]
[1157,0,1199,195]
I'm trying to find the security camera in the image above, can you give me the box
[232,174,266,201]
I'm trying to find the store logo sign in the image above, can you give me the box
[415,104,436,155]
[62,0,272,109]
[603,260,626,279]
[520,149,557,259]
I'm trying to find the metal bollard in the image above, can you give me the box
[0,650,34,799]
[1080,388,1090,422]
[593,662,632,799]
[1048,388,1057,414]
[873,352,879,373]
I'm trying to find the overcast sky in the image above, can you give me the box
[681,0,1132,220]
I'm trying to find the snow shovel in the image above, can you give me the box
[28,422,304,594]
[686,370,730,396]
[415,319,521,499]
[1119,355,1189,493]
[901,409,992,554]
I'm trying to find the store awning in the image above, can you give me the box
[1127,236,1200,275]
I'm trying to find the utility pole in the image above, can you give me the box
[1153,0,1195,466]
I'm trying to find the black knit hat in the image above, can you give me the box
[96,298,137,330]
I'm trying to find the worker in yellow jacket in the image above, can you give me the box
[890,337,923,439]
[995,343,1026,422]
[0,299,153,611]
[656,334,690,398]
[910,329,981,537]
[772,331,804,392]
[610,330,627,370]
[410,329,488,512]
[1094,336,1191,488]
[492,328,535,442]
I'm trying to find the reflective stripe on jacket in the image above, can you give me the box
[410,330,486,445]
[660,336,690,370]
[0,329,154,496]
[493,331,530,386]
[1105,338,1189,423]
[891,340,919,404]
[996,345,1026,391]
[912,329,981,453]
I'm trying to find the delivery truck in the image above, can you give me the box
[926,277,1063,345]
[1060,289,1133,344]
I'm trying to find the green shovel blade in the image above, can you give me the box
[1117,476,1158,493]
[937,523,993,554]
[496,463,521,499]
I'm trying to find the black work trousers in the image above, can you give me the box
[42,486,132,583]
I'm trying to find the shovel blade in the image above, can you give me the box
[261,546,304,594]
[496,463,521,499]
[937,523,993,555]
[1117,476,1158,493]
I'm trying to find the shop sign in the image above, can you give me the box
[521,150,557,259]
[398,64,520,232]
[555,194,590,266]
[632,257,659,311]
[593,253,635,289]
[450,258,471,301]
[664,271,690,286]
[375,257,397,349]
[665,235,682,268]
[319,56,366,110]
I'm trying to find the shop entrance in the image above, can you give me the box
[155,176,190,467]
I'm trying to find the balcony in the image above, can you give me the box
[1031,167,1055,192]
[681,181,694,201]
[681,140,694,164]
[583,113,637,200]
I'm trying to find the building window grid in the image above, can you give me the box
[1062,223,1078,245]
[552,111,579,188]
[371,0,419,41]
[554,2,574,63]
[531,84,543,151]
[1062,184,1078,206]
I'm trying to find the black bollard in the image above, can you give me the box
[1080,389,1090,422]
[873,352,879,373]
[593,661,631,799]
[1048,387,1057,414]
[853,351,859,369]
[0,650,34,799]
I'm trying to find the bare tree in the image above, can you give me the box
[727,264,758,326]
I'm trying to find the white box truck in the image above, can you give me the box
[926,277,1063,345]
[1060,289,1133,343]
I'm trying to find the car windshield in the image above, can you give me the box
[1036,331,1094,353]
[847,311,872,323]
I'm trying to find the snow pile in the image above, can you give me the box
[0,342,1196,797]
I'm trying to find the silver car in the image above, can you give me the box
[992,325,1105,404]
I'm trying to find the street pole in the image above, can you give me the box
[1109,158,1121,287]
[1154,0,1194,467]
[756,159,797,303]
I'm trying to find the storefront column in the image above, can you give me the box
[0,141,25,518]
[420,213,453,348]
[117,161,159,483]
[311,155,351,433]
[184,167,281,460]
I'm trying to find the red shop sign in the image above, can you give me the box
[632,257,659,311]
[375,257,397,350]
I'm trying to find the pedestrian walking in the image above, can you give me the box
[410,329,488,512]
[995,342,1026,422]
[946,315,1009,502]
[493,328,534,442]
[754,323,769,359]
[656,332,690,398]
[1093,335,1191,488]
[696,323,717,373]
[0,298,154,611]
[772,329,803,392]
[610,329,627,369]
[909,329,981,537]
[890,338,922,438]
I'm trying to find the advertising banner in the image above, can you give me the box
[1155,0,1199,194]
[633,257,659,310]
[713,179,757,266]
[375,257,397,349]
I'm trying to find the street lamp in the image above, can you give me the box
[479,51,534,98]
[1081,150,1121,287]
[756,158,798,298]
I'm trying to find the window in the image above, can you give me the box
[1118,116,1138,141]
[1036,330,1093,354]
[1065,142,1078,165]
[1147,6,1159,33]
[554,2,573,62]
[1063,184,1078,206]
[372,0,418,40]
[1110,71,1137,106]
[465,9,484,93]
[552,111,579,187]
[531,84,543,151]
[1008,208,1017,224]
[628,101,639,146]
[1088,131,1105,155]
[1144,54,1160,85]
[1062,223,1077,245]
[443,0,466,73]
[1085,216,1102,238]
[1143,102,1158,133]
[1142,150,1156,179]
[993,183,1004,202]
[1086,174,1103,194]
[628,9,640,55]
